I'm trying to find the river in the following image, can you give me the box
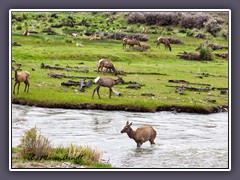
[11,104,229,169]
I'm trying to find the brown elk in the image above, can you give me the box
[12,67,30,94]
[70,33,79,37]
[90,35,101,40]
[97,59,117,76]
[156,37,172,51]
[106,17,114,26]
[121,121,157,148]
[123,38,141,49]
[92,76,124,99]
[23,30,30,36]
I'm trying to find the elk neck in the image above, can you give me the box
[127,128,136,140]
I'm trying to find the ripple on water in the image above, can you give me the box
[11,104,229,169]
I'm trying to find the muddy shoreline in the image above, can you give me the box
[12,98,228,114]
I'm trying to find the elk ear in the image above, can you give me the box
[129,122,132,126]
[126,121,129,125]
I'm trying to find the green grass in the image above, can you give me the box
[11,12,229,112]
[12,127,112,168]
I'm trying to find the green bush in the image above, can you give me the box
[64,38,73,43]
[49,144,101,164]
[18,127,52,160]
[16,23,22,30]
[199,45,214,61]
[186,29,194,37]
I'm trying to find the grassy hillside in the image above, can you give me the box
[11,11,229,113]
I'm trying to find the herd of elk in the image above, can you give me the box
[92,76,124,99]
[121,121,157,148]
[12,67,30,95]
[156,36,172,51]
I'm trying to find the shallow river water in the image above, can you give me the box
[11,104,229,169]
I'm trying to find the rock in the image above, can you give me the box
[204,98,216,103]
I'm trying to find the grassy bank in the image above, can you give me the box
[11,11,229,113]
[11,128,112,169]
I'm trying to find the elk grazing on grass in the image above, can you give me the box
[90,35,101,40]
[92,76,124,99]
[23,30,30,36]
[121,121,157,148]
[70,33,79,37]
[123,38,141,49]
[156,37,172,51]
[97,59,117,76]
[12,67,30,95]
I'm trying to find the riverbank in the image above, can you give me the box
[11,12,229,114]
[12,98,228,114]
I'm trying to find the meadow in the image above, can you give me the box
[11,11,229,113]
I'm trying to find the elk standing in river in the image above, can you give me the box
[156,37,172,51]
[123,38,141,49]
[12,67,30,94]
[92,76,124,99]
[121,121,157,148]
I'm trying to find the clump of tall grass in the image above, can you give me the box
[64,37,73,43]
[18,127,52,160]
[199,45,214,61]
[17,127,103,165]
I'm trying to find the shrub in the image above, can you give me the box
[167,37,184,44]
[126,12,180,26]
[179,28,187,33]
[221,30,228,39]
[186,29,194,37]
[126,12,146,24]
[50,144,101,164]
[18,127,52,160]
[205,18,222,37]
[181,13,209,29]
[64,38,73,43]
[199,45,214,61]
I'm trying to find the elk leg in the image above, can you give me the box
[24,81,27,92]
[17,83,20,94]
[92,85,99,99]
[149,139,156,145]
[92,89,96,99]
[13,82,18,94]
[95,85,101,99]
[137,143,142,148]
[109,88,113,98]
[27,81,30,93]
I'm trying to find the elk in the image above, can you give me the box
[123,38,141,49]
[97,59,117,76]
[106,17,114,26]
[121,121,157,148]
[156,37,172,51]
[23,30,30,36]
[92,76,124,99]
[70,33,79,37]
[12,67,30,95]
[90,35,101,40]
